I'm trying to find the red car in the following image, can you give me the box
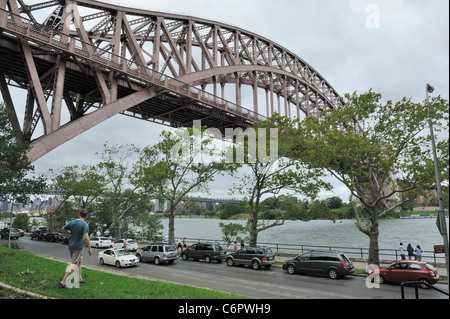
[372,260,439,289]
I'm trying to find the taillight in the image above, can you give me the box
[263,255,267,260]
[213,251,217,255]
[340,261,346,267]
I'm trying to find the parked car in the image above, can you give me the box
[30,227,47,240]
[283,250,355,279]
[98,249,140,268]
[136,243,178,265]
[111,239,139,251]
[0,227,20,240]
[226,246,275,270]
[44,232,63,242]
[181,242,226,263]
[90,237,112,249]
[369,260,439,289]
[30,229,42,240]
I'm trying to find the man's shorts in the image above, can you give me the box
[70,249,84,264]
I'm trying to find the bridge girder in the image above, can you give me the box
[0,0,344,162]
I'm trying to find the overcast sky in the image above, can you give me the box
[25,0,449,202]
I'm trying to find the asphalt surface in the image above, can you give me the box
[2,237,449,299]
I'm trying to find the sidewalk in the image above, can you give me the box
[272,255,448,283]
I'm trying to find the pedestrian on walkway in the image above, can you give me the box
[59,209,92,288]
[407,243,415,260]
[415,245,423,262]
[234,241,238,253]
[398,242,406,260]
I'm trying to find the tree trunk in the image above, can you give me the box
[368,231,380,266]
[367,209,380,266]
[248,208,258,246]
[114,215,121,240]
[168,206,176,243]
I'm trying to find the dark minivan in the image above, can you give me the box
[283,250,355,279]
[181,242,226,263]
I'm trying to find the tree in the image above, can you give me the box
[1,102,46,207]
[219,222,248,247]
[137,128,237,243]
[231,115,332,246]
[288,91,449,265]
[326,196,343,209]
[12,213,30,230]
[49,144,153,238]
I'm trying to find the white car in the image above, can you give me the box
[111,239,139,251]
[90,237,112,249]
[98,249,139,268]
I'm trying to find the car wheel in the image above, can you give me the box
[328,268,339,279]
[287,264,296,275]
[205,256,211,263]
[99,258,104,265]
[182,253,188,260]
[252,260,261,270]
[137,254,143,262]
[226,257,234,267]
[419,278,430,289]
[154,257,161,265]
[115,261,121,268]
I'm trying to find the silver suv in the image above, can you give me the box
[136,243,178,265]
[1,227,20,240]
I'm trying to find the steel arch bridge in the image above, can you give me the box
[0,0,344,162]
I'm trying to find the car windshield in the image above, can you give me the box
[99,237,109,240]
[116,250,132,256]
[127,240,137,244]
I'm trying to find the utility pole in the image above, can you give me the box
[426,83,449,291]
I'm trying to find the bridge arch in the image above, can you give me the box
[0,0,344,162]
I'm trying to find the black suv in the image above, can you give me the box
[181,242,226,263]
[282,250,355,279]
[226,246,275,270]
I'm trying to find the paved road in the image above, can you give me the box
[3,237,448,299]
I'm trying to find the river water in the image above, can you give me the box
[163,217,449,253]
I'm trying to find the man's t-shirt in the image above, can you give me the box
[64,220,89,251]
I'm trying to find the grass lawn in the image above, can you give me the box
[0,246,247,299]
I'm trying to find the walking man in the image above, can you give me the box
[59,209,92,288]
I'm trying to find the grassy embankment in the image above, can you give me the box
[0,246,247,299]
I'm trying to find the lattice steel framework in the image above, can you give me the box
[0,0,344,162]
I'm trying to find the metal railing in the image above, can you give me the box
[401,281,449,299]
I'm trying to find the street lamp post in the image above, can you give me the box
[426,83,449,290]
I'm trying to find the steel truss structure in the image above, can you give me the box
[0,0,344,161]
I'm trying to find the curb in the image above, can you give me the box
[0,281,51,299]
